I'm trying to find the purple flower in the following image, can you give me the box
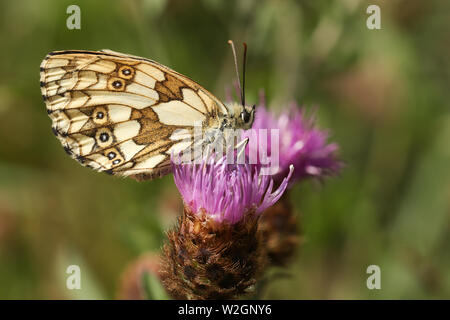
[172,155,294,224]
[245,96,342,185]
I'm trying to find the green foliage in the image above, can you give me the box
[142,271,170,300]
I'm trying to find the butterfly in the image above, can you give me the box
[40,43,254,181]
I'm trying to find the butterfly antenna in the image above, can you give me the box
[228,40,244,106]
[242,42,247,108]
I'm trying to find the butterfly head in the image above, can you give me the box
[226,41,255,130]
[224,102,255,130]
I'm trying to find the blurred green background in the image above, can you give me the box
[0,0,449,299]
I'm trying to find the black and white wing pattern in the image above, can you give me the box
[40,50,228,181]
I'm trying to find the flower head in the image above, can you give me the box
[162,154,293,299]
[172,155,293,224]
[246,99,342,185]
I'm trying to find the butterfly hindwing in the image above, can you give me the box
[40,50,226,180]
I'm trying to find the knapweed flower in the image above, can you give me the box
[159,155,293,300]
[173,156,293,224]
[246,99,342,186]
[244,94,342,266]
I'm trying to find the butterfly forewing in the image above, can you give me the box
[40,50,227,181]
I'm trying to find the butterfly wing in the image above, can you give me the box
[40,50,228,181]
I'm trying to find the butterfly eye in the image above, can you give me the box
[241,111,250,123]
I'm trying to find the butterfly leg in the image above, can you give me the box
[236,137,249,160]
